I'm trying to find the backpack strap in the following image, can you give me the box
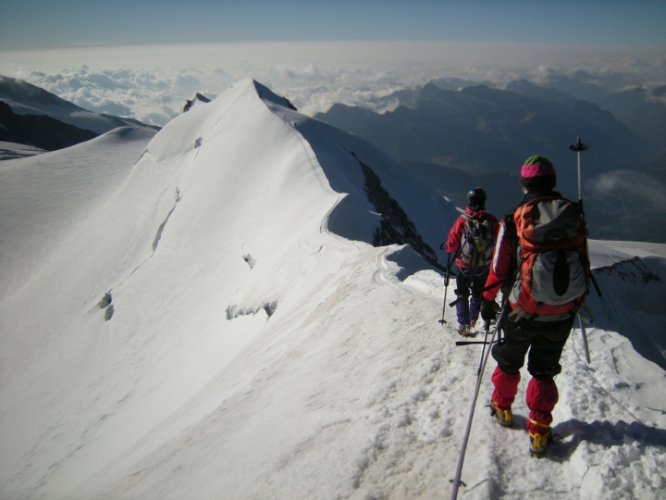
[503,212,517,242]
[502,212,519,292]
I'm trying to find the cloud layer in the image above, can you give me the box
[1,42,664,126]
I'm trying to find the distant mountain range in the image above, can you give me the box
[315,80,666,242]
[319,82,642,175]
[0,75,158,158]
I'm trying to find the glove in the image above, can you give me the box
[481,299,497,322]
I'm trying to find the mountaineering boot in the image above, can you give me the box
[490,401,513,427]
[528,419,551,457]
[457,323,471,337]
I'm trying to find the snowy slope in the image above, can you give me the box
[0,79,664,500]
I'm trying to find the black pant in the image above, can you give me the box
[455,268,487,299]
[491,314,574,378]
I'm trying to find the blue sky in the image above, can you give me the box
[1,0,665,50]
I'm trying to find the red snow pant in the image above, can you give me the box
[490,314,574,434]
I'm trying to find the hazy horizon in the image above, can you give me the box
[3,40,665,127]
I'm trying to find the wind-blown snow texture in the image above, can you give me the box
[1,78,664,500]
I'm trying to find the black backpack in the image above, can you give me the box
[459,214,493,270]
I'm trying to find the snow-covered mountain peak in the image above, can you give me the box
[0,78,461,499]
[143,77,451,270]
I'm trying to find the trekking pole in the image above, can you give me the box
[577,313,591,364]
[439,254,452,325]
[476,320,491,376]
[450,298,508,500]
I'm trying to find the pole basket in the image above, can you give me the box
[569,136,590,153]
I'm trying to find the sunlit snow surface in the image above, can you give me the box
[1,79,664,500]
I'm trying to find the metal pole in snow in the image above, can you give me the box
[570,137,592,365]
[569,136,589,208]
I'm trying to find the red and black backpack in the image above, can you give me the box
[508,194,590,318]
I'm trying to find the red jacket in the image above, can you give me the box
[445,208,499,271]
